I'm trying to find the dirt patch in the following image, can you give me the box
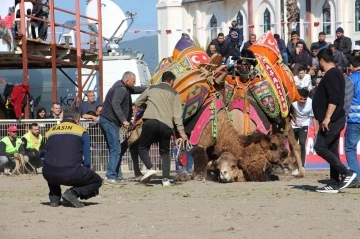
[1,171,360,239]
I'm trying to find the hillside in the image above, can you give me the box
[119,35,158,74]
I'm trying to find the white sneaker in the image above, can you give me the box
[140,169,157,182]
[291,169,299,176]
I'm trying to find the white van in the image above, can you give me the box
[0,56,151,112]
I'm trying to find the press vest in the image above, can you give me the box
[0,137,22,155]
[44,121,87,169]
[22,133,42,150]
[348,71,360,123]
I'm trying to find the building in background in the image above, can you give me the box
[157,0,360,60]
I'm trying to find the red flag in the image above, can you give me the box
[134,30,140,34]
[281,22,285,26]
[166,30,172,34]
[249,25,254,29]
[314,22,320,27]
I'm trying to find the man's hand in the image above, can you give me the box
[321,117,330,131]
[134,118,143,126]
[14,153,20,159]
[122,121,130,128]
[92,116,98,122]
[180,133,188,141]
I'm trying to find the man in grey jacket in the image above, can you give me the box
[99,71,147,185]
[135,71,188,181]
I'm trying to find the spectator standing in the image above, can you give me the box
[291,89,317,176]
[312,48,356,193]
[227,20,243,57]
[333,27,352,66]
[31,0,49,40]
[79,91,102,117]
[294,66,312,91]
[134,71,188,181]
[99,72,147,184]
[242,34,256,50]
[345,56,360,183]
[274,34,288,65]
[42,107,102,208]
[206,33,231,63]
[36,107,47,119]
[48,102,61,119]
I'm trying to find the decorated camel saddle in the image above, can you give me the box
[128,34,228,146]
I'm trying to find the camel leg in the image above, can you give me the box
[190,146,209,181]
[284,118,305,177]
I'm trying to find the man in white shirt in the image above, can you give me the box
[291,89,318,175]
[294,66,312,91]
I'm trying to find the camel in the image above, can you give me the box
[206,132,290,183]
[190,109,294,181]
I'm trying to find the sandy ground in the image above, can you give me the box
[1,171,360,239]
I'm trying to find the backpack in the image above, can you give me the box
[343,74,354,117]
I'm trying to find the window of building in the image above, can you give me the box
[210,15,217,40]
[264,8,271,32]
[356,0,360,32]
[237,11,243,26]
[322,0,331,35]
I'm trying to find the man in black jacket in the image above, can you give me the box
[242,34,256,50]
[334,27,352,66]
[312,49,356,193]
[99,71,147,185]
[206,33,231,63]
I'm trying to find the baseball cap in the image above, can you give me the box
[8,125,18,132]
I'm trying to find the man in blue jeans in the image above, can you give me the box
[99,71,147,185]
[345,56,360,186]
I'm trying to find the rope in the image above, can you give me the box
[210,93,220,142]
[174,138,192,161]
[11,154,36,176]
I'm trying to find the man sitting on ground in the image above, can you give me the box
[0,126,29,174]
[22,123,45,170]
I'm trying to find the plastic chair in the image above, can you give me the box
[14,2,34,38]
[58,20,76,47]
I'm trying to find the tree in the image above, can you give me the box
[286,0,300,40]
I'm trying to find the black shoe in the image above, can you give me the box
[338,172,357,190]
[61,189,84,208]
[49,201,60,207]
[316,184,339,193]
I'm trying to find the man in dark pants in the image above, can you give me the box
[31,0,49,40]
[99,71,147,184]
[291,89,317,176]
[135,71,188,181]
[312,49,357,193]
[42,107,102,207]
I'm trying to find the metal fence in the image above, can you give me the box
[0,119,176,173]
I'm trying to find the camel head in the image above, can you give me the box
[208,152,245,183]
